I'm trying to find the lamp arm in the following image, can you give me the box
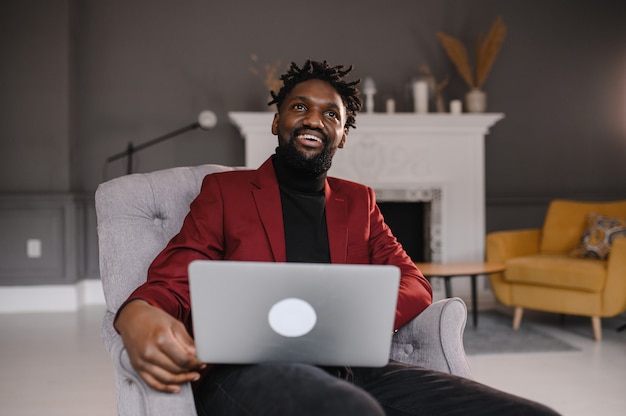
[103,109,216,178]
[105,122,200,164]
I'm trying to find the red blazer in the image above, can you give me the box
[126,157,432,333]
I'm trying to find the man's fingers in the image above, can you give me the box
[172,321,199,355]
[133,346,202,390]
[115,300,206,393]
[152,324,205,371]
[137,337,199,377]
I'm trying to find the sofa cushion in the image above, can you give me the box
[570,213,626,260]
[504,254,606,292]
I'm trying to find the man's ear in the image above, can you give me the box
[271,113,279,135]
[338,130,347,148]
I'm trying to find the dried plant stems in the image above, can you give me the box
[436,32,474,88]
[475,16,507,88]
[249,54,283,93]
[437,16,507,90]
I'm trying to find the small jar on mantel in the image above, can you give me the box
[465,88,487,113]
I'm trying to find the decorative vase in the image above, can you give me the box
[465,88,487,113]
[412,80,429,113]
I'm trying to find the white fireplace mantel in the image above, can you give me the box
[229,112,504,264]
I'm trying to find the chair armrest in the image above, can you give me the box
[389,298,473,379]
[486,229,542,305]
[101,311,197,416]
[486,229,541,263]
[604,237,626,316]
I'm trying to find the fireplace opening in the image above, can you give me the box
[377,201,431,263]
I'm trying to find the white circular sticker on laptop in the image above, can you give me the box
[268,297,317,338]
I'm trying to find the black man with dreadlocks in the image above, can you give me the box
[115,59,560,416]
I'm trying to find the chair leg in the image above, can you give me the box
[513,306,523,330]
[591,316,602,341]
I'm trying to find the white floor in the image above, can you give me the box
[0,305,624,416]
[468,308,626,416]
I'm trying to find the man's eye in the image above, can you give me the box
[326,111,338,119]
[294,103,306,110]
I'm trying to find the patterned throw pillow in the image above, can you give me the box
[570,213,626,260]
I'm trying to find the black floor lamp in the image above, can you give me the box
[104,110,217,176]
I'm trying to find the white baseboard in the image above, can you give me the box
[0,280,106,313]
[0,279,499,314]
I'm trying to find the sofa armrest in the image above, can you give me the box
[486,229,541,263]
[389,298,473,379]
[101,311,197,416]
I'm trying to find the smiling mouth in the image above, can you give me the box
[298,134,323,144]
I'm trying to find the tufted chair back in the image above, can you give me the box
[96,164,237,313]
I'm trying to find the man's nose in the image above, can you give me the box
[303,111,324,129]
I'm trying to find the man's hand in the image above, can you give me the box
[114,299,206,393]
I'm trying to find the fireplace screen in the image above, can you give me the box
[375,187,442,263]
[378,201,429,262]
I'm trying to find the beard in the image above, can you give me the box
[275,133,334,178]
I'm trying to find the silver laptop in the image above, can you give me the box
[188,260,400,367]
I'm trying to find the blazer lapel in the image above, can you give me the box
[251,159,286,262]
[325,180,349,263]
[250,158,349,264]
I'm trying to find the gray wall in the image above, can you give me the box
[1,0,626,284]
[1,0,71,191]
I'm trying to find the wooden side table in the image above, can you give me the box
[414,262,505,327]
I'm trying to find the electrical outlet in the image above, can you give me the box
[26,239,42,258]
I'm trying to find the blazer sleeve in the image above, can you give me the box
[366,187,433,330]
[119,173,227,332]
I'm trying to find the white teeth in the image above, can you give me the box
[299,134,322,143]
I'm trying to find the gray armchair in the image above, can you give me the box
[95,164,473,415]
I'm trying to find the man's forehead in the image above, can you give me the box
[288,80,345,109]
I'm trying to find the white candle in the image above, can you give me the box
[386,98,395,114]
[450,100,462,115]
[413,81,428,113]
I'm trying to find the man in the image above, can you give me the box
[115,60,559,415]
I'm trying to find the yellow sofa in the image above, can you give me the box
[486,199,626,340]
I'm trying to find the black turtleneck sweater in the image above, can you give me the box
[272,155,331,264]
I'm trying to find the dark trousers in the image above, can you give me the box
[194,360,560,416]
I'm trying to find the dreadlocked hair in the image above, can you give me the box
[268,60,362,130]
